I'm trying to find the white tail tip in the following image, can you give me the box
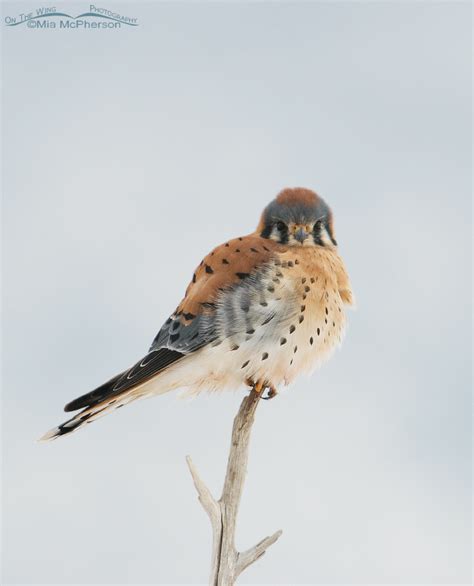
[38,427,60,442]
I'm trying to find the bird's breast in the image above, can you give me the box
[200,246,349,390]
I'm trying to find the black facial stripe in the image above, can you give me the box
[313,222,324,246]
[260,221,289,244]
[277,224,289,244]
[312,219,337,246]
[260,223,273,239]
[323,219,337,245]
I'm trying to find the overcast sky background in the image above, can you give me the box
[2,1,472,585]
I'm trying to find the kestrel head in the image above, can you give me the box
[257,187,337,247]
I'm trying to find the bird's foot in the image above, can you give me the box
[245,378,278,400]
[260,384,278,400]
[246,378,264,394]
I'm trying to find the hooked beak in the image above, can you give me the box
[294,227,309,243]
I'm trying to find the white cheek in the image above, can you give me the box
[269,227,281,241]
[320,226,333,246]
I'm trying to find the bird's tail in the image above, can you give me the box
[39,348,185,441]
[39,389,140,442]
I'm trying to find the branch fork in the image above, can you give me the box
[187,388,282,585]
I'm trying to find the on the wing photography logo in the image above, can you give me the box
[4,5,138,29]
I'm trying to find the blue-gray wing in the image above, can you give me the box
[148,311,217,353]
[64,234,280,412]
[149,234,281,352]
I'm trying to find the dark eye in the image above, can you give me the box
[276,221,286,232]
[314,220,323,231]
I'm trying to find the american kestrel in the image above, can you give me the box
[41,188,353,441]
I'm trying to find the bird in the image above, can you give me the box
[40,187,354,441]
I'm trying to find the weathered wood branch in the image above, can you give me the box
[187,388,282,585]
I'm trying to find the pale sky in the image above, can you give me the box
[2,1,471,584]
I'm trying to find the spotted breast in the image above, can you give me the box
[157,235,354,395]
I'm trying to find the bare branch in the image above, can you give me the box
[236,529,283,575]
[186,455,220,523]
[187,388,282,585]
